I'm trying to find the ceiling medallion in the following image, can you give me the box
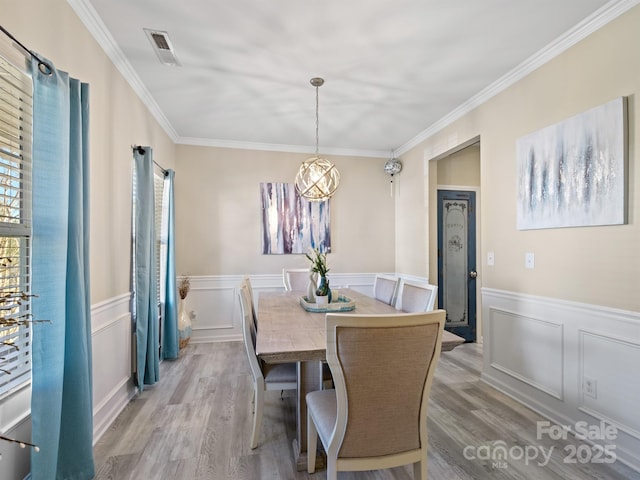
[295,77,340,201]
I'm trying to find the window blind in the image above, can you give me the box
[0,54,33,395]
[154,173,165,308]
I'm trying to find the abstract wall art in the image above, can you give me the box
[260,182,331,254]
[516,97,626,230]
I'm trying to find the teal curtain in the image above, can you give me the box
[30,59,94,479]
[162,170,178,359]
[133,147,160,389]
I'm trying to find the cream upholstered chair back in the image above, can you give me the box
[282,268,310,291]
[396,280,438,313]
[373,274,400,305]
[307,310,445,479]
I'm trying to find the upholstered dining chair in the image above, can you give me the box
[238,284,297,449]
[307,310,445,479]
[373,274,400,305]
[396,279,438,313]
[282,268,311,291]
[242,275,257,327]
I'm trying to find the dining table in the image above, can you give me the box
[255,288,465,471]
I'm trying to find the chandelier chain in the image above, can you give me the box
[315,85,319,156]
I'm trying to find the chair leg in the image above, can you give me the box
[307,409,318,473]
[326,457,337,480]
[413,459,427,480]
[250,387,264,449]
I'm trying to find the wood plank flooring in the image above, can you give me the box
[93,341,639,479]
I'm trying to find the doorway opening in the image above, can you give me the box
[428,139,480,342]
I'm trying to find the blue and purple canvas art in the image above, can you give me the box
[260,182,331,254]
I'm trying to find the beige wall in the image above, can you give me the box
[397,6,640,312]
[174,145,395,276]
[393,146,429,278]
[4,0,637,311]
[2,0,176,304]
[436,143,481,186]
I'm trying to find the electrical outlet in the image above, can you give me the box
[583,376,597,399]
[487,252,495,266]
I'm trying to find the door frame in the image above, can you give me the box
[423,135,482,342]
[436,184,480,342]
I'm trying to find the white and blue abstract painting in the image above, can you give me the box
[517,97,626,230]
[260,182,331,254]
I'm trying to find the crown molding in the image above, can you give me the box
[66,0,179,142]
[66,0,387,158]
[68,0,638,158]
[177,136,389,158]
[394,0,640,156]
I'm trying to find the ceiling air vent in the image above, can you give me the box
[143,28,180,66]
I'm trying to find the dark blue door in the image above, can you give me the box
[437,190,477,342]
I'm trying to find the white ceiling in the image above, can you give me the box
[75,0,624,157]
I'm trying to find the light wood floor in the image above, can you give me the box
[94,341,639,479]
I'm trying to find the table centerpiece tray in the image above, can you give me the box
[300,295,356,312]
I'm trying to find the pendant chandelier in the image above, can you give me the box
[295,77,340,201]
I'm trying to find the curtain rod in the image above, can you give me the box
[0,24,53,76]
[132,145,168,176]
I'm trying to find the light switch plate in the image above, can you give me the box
[525,252,535,269]
[487,252,495,266]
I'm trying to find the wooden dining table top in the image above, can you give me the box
[256,288,465,364]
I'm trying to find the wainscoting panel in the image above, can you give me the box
[0,291,137,477]
[482,288,640,472]
[186,275,245,343]
[579,329,640,439]
[184,273,383,343]
[489,308,563,399]
[0,384,31,478]
[91,293,136,442]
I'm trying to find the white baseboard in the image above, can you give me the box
[92,377,136,444]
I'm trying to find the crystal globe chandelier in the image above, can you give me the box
[295,77,340,201]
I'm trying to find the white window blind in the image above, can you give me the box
[154,173,165,308]
[0,54,33,396]
[132,159,167,355]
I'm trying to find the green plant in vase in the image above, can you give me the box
[306,248,331,303]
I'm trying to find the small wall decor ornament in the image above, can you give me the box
[384,157,402,196]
